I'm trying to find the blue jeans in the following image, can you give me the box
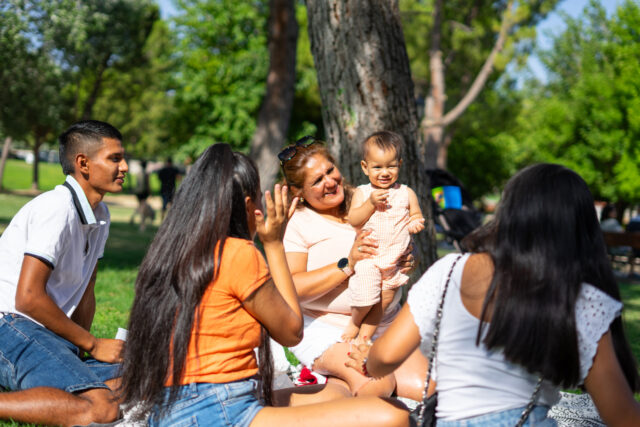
[437,406,555,426]
[0,313,120,393]
[149,378,264,427]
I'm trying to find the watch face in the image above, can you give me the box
[337,257,349,269]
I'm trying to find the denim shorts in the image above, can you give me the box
[437,406,555,427]
[0,313,120,393]
[149,378,264,427]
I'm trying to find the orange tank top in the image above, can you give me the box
[169,237,270,385]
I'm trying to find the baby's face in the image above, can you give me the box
[361,145,401,189]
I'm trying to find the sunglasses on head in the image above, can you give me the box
[278,136,323,165]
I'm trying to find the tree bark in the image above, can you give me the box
[306,0,437,272]
[422,0,445,169]
[420,0,514,169]
[81,53,112,120]
[250,0,299,193]
[0,136,12,191]
[31,136,41,190]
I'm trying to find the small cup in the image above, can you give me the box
[115,327,128,341]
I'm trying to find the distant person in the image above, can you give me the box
[130,160,155,231]
[0,120,128,425]
[600,203,623,232]
[625,209,640,276]
[601,203,629,256]
[156,157,181,219]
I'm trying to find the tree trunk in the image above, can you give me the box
[420,0,514,170]
[31,137,41,190]
[250,0,299,193]
[306,0,437,272]
[0,136,12,191]
[81,53,111,120]
[423,0,445,169]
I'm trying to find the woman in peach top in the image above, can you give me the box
[120,144,409,426]
[280,137,427,399]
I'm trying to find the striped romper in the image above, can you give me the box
[349,183,411,307]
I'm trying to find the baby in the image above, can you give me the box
[343,130,424,343]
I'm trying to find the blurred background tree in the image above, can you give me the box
[1,0,638,213]
[498,0,640,208]
[0,0,160,188]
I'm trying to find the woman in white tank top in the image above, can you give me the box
[348,163,640,426]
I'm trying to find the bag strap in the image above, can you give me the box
[415,254,462,425]
[415,253,543,427]
[515,377,543,426]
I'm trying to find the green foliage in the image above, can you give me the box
[513,0,640,204]
[398,0,560,198]
[169,0,270,157]
[0,1,69,143]
[400,0,560,101]
[288,4,323,142]
[91,19,177,157]
[447,80,522,199]
[46,0,160,119]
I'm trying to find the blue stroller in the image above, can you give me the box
[426,169,483,251]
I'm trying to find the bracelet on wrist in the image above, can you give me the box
[362,357,371,377]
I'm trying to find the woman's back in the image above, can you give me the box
[407,253,623,421]
[173,238,270,386]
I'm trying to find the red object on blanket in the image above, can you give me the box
[296,366,318,386]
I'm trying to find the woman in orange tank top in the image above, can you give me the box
[120,144,409,426]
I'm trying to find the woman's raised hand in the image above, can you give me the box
[255,184,298,244]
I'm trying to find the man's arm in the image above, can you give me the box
[15,255,123,363]
[70,263,98,331]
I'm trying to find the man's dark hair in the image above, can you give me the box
[58,120,122,175]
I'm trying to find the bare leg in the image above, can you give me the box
[357,289,398,342]
[393,347,431,401]
[313,342,395,397]
[251,396,409,427]
[0,386,120,426]
[342,305,372,342]
[272,382,351,407]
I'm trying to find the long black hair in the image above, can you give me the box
[120,144,273,417]
[463,163,639,390]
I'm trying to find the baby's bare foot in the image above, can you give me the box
[341,321,360,342]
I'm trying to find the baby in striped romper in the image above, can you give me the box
[343,130,425,343]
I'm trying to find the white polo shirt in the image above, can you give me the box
[0,175,110,324]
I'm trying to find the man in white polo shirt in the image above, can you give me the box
[0,120,128,425]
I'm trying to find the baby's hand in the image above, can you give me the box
[369,190,389,209]
[408,217,425,234]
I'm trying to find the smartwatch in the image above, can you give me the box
[337,257,353,276]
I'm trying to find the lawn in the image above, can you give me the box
[1,158,162,194]
[0,191,639,425]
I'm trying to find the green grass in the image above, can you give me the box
[2,158,163,194]
[2,159,65,191]
[620,280,640,358]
